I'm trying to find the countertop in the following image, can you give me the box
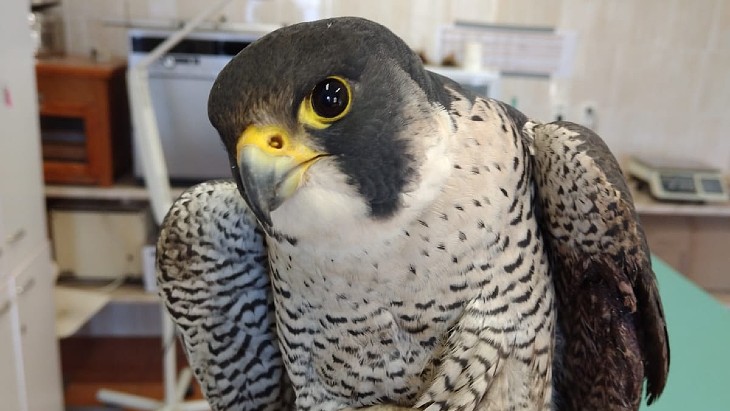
[631,184,730,218]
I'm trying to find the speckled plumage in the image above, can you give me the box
[526,122,669,410]
[157,181,294,411]
[157,17,668,411]
[260,95,554,411]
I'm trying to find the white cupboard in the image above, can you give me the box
[15,246,64,411]
[0,276,26,411]
[0,0,64,410]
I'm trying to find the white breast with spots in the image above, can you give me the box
[268,97,554,411]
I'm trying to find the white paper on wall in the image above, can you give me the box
[438,22,577,78]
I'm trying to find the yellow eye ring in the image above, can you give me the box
[298,76,352,129]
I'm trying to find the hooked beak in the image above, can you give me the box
[236,124,325,227]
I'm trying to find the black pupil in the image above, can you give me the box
[311,78,349,119]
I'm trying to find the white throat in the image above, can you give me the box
[268,105,455,257]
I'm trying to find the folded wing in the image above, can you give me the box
[156,180,292,411]
[527,121,669,410]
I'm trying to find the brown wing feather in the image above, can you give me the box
[527,121,669,410]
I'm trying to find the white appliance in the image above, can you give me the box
[50,206,152,280]
[627,156,729,203]
[427,66,501,99]
[0,0,64,409]
[128,27,272,183]
[127,30,498,184]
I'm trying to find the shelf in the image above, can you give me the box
[45,180,188,202]
[56,279,158,304]
[55,279,161,338]
[55,279,158,339]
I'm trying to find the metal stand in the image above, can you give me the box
[96,1,233,409]
[96,308,210,411]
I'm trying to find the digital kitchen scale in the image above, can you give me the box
[627,156,729,203]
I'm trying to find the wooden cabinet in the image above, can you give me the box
[633,186,730,302]
[640,215,693,277]
[36,57,131,186]
[641,215,730,293]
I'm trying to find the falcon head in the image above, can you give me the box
[208,17,455,245]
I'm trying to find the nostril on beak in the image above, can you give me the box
[268,135,285,149]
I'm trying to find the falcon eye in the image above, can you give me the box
[298,76,352,128]
[311,77,350,119]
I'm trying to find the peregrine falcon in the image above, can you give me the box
[157,17,669,411]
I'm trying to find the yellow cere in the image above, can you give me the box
[236,124,323,165]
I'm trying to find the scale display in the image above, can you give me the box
[627,156,729,203]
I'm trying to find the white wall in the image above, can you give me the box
[59,0,730,172]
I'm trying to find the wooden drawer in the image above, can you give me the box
[641,214,730,293]
[36,75,99,106]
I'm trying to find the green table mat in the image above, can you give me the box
[642,257,730,410]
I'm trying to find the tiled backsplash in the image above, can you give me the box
[59,0,730,171]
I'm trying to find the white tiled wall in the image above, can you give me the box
[59,0,730,171]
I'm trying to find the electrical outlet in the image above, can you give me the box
[551,102,568,122]
[578,101,598,130]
